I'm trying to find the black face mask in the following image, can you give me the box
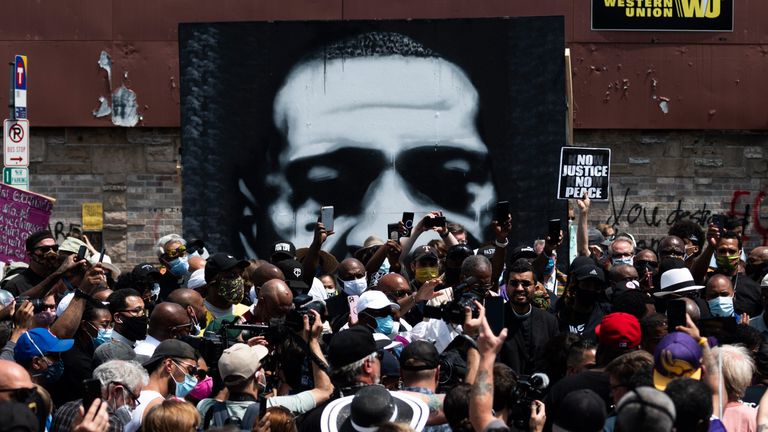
[575,289,599,306]
[118,315,148,341]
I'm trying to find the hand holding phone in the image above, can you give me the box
[76,245,88,262]
[548,219,562,243]
[82,378,102,410]
[425,216,446,229]
[387,223,402,241]
[494,201,510,222]
[667,299,687,333]
[320,206,334,232]
[402,212,414,237]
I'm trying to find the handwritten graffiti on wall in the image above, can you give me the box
[604,187,768,248]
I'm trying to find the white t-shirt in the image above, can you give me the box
[124,390,163,432]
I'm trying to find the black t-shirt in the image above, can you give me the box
[2,267,46,296]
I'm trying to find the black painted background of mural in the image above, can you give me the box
[179,17,566,259]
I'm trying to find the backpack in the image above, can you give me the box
[203,400,260,431]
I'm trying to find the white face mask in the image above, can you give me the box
[340,276,368,296]
[612,256,634,267]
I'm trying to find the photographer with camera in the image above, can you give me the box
[198,309,332,429]
[469,299,546,432]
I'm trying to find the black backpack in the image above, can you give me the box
[203,401,260,431]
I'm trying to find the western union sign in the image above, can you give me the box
[592,0,733,31]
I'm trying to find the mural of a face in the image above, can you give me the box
[246,40,496,257]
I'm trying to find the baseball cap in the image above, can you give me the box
[187,269,206,289]
[573,264,606,282]
[328,326,378,369]
[587,228,606,246]
[509,245,537,264]
[92,339,137,369]
[271,241,296,262]
[356,290,400,314]
[142,339,196,369]
[476,245,496,259]
[218,343,269,383]
[132,263,161,279]
[14,328,74,362]
[400,340,439,371]
[276,259,309,293]
[615,387,676,432]
[652,332,703,390]
[24,230,54,252]
[554,389,607,432]
[411,245,438,262]
[595,312,641,350]
[204,252,250,283]
[88,253,121,279]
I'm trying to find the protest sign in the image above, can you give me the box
[0,183,55,263]
[558,147,611,201]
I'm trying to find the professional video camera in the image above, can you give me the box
[508,373,550,430]
[422,276,481,324]
[283,294,325,332]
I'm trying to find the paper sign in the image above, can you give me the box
[557,147,611,202]
[0,184,55,263]
[82,202,103,231]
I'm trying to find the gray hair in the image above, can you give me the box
[711,344,755,399]
[93,360,149,394]
[330,353,376,388]
[154,234,186,258]
[460,255,491,278]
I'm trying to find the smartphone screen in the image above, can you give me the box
[667,299,687,333]
[320,206,334,232]
[82,378,102,410]
[402,212,414,237]
[387,223,401,241]
[494,201,510,222]
[712,214,724,233]
[548,219,561,241]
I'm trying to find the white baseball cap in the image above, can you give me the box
[356,290,400,314]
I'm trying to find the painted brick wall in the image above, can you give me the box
[11,128,768,272]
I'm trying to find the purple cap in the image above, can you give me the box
[652,332,703,390]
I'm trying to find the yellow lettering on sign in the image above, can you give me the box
[679,0,721,18]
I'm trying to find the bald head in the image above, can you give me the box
[680,297,701,323]
[378,273,410,298]
[250,263,285,288]
[148,302,190,340]
[258,279,294,321]
[338,258,366,279]
[0,360,33,400]
[705,274,734,300]
[188,256,206,272]
[167,287,203,308]
[657,236,686,259]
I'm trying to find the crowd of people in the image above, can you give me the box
[0,194,768,432]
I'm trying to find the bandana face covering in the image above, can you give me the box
[217,277,245,304]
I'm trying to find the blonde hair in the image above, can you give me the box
[142,399,200,432]
[377,422,416,432]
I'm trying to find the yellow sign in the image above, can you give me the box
[82,202,103,231]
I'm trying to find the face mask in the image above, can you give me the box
[340,276,368,296]
[34,310,57,327]
[708,296,734,317]
[114,405,133,425]
[168,256,189,277]
[715,254,740,272]
[93,327,113,348]
[190,311,207,335]
[375,316,394,335]
[543,257,555,274]
[415,267,439,284]
[217,277,245,304]
[612,256,634,266]
[575,289,599,305]
[42,359,65,383]
[172,363,198,398]
[118,315,148,341]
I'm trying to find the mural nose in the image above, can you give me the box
[345,169,419,247]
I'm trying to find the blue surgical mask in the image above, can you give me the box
[543,257,555,274]
[42,359,65,383]
[169,256,189,277]
[173,363,198,398]
[375,315,394,335]
[708,296,734,317]
[612,256,634,266]
[340,276,367,296]
[93,327,113,348]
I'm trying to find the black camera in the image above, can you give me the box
[284,294,325,332]
[509,373,550,430]
[422,277,481,324]
[15,296,46,314]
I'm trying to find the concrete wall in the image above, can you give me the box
[28,127,768,270]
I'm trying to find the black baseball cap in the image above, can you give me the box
[270,241,296,262]
[205,252,250,283]
[328,326,377,369]
[411,245,439,262]
[25,230,54,252]
[142,339,196,369]
[131,263,161,279]
[573,264,606,283]
[400,340,439,371]
[509,245,538,263]
[276,259,309,293]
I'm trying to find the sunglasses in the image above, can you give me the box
[508,279,533,287]
[0,387,36,404]
[164,245,187,258]
[635,260,658,269]
[33,245,58,254]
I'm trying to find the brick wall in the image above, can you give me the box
[13,128,768,272]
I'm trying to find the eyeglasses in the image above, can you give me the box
[173,359,198,376]
[171,322,194,334]
[0,387,35,404]
[391,290,411,298]
[508,279,533,287]
[109,382,140,407]
[119,307,146,317]
[164,245,187,258]
[33,245,58,254]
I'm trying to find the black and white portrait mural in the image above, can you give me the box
[179,18,566,259]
